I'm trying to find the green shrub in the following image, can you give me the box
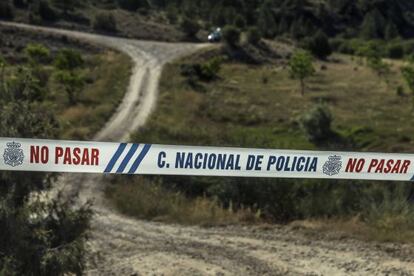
[180,57,223,82]
[179,16,200,38]
[55,70,85,105]
[24,43,50,64]
[362,185,414,241]
[303,30,332,59]
[246,27,261,45]
[402,40,414,56]
[106,176,259,225]
[222,25,240,47]
[387,43,404,59]
[93,12,117,32]
[0,61,91,275]
[300,104,333,143]
[0,2,14,19]
[54,48,84,70]
[329,38,343,51]
[288,50,315,95]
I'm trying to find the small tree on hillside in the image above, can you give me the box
[359,43,391,78]
[288,50,315,95]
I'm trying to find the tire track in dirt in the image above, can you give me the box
[2,21,414,276]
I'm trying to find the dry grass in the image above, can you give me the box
[136,52,414,152]
[120,49,414,236]
[58,50,132,139]
[106,176,261,226]
[290,216,414,243]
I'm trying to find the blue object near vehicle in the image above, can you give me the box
[208,27,222,42]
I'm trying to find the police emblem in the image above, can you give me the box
[3,142,24,167]
[323,155,342,176]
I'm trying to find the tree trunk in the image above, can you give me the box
[300,79,305,95]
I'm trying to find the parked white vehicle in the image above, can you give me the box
[208,27,222,42]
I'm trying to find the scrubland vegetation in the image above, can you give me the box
[2,0,414,273]
[108,42,414,242]
[0,27,131,274]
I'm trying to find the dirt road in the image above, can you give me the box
[2,22,414,276]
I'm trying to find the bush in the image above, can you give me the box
[179,16,200,38]
[24,43,50,64]
[246,27,261,45]
[387,43,404,59]
[362,185,414,241]
[303,30,332,59]
[402,40,414,56]
[93,12,117,32]
[0,2,14,19]
[106,176,258,225]
[54,48,84,70]
[300,104,333,143]
[38,0,57,21]
[222,25,240,47]
[288,50,315,95]
[55,70,85,105]
[0,61,91,275]
[180,57,223,82]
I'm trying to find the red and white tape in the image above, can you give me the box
[1,137,413,181]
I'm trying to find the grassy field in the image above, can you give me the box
[57,50,131,139]
[138,50,412,152]
[106,46,414,241]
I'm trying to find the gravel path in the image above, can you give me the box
[2,21,414,276]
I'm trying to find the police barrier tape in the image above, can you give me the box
[1,137,414,181]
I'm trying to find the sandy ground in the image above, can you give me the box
[1,21,414,276]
